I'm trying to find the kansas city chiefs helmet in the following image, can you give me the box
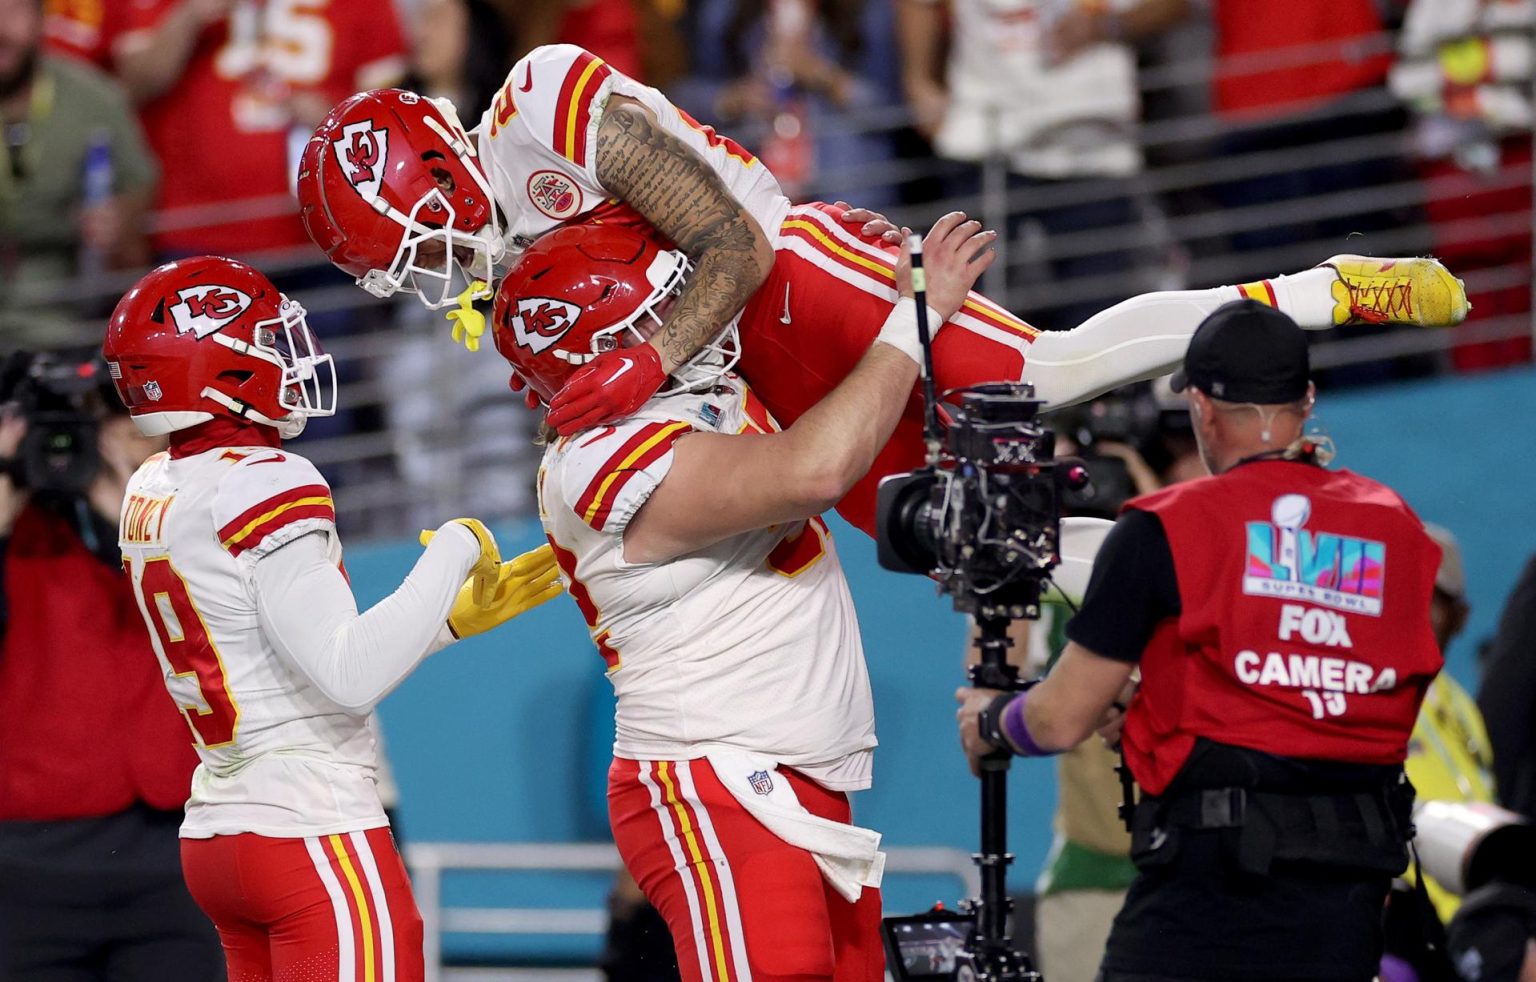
[102,257,337,438]
[298,88,504,310]
[490,224,739,405]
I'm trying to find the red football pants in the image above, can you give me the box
[181,827,424,982]
[609,758,884,982]
[738,202,1038,535]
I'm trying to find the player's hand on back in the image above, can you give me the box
[834,201,906,247]
[544,344,666,437]
[901,212,997,323]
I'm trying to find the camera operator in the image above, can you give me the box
[0,353,223,981]
[1026,389,1192,982]
[957,300,1445,982]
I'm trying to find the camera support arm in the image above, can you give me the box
[960,613,1042,982]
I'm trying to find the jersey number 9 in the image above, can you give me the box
[127,556,242,748]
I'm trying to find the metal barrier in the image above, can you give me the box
[404,842,981,982]
[6,24,1532,539]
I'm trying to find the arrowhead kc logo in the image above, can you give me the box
[511,298,582,354]
[169,285,254,338]
[333,120,390,200]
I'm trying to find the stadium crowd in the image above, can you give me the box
[0,1,1533,980]
[2,1,1531,519]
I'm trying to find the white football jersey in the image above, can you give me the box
[475,44,791,254]
[120,445,387,838]
[539,376,877,791]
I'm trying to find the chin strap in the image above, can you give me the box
[199,387,301,437]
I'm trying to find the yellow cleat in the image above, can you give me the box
[1321,255,1470,327]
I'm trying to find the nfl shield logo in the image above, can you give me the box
[748,770,773,796]
[144,381,163,402]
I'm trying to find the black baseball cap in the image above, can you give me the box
[1169,300,1310,404]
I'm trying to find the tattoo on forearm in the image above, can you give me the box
[595,106,768,371]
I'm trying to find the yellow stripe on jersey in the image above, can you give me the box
[329,835,377,982]
[220,496,335,549]
[782,219,1038,338]
[657,763,732,982]
[563,57,607,162]
[581,422,690,525]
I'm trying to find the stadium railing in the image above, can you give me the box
[5,26,1531,542]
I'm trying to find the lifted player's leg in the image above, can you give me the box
[1024,256,1469,409]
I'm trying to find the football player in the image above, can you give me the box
[295,45,1470,533]
[104,256,562,982]
[508,214,993,982]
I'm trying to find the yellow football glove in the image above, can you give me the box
[445,280,492,352]
[419,517,501,608]
[441,544,564,639]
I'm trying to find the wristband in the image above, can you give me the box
[874,297,947,367]
[977,692,1015,751]
[1000,687,1057,758]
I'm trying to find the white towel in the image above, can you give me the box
[706,751,886,903]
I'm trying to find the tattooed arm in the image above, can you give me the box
[593,97,775,373]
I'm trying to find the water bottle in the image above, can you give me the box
[78,129,113,284]
[759,0,816,199]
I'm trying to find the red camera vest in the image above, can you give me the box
[0,504,197,820]
[1121,461,1442,795]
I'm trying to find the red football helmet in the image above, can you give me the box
[491,225,739,404]
[298,88,503,310]
[102,257,337,438]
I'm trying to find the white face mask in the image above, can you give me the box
[352,100,505,310]
[201,297,338,434]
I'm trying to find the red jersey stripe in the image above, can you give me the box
[223,503,337,557]
[573,421,691,527]
[583,423,692,531]
[788,209,1040,339]
[553,51,611,163]
[217,484,333,548]
[573,422,669,517]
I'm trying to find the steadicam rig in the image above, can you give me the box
[874,235,1089,982]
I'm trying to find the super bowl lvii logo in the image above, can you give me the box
[1243,494,1386,615]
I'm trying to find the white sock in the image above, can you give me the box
[1210,268,1341,329]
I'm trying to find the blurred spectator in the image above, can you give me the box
[114,0,407,259]
[486,0,658,81]
[1478,551,1536,821]
[42,0,128,69]
[405,0,511,121]
[1200,0,1432,383]
[634,0,689,88]
[383,0,535,525]
[0,0,156,349]
[559,0,643,80]
[673,0,905,207]
[1407,525,1495,917]
[1377,523,1497,981]
[0,352,222,982]
[1391,0,1533,372]
[896,0,1190,330]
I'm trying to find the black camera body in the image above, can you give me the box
[1049,387,1162,520]
[875,383,1085,619]
[1,352,111,497]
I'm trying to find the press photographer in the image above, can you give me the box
[0,352,223,981]
[956,301,1446,982]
